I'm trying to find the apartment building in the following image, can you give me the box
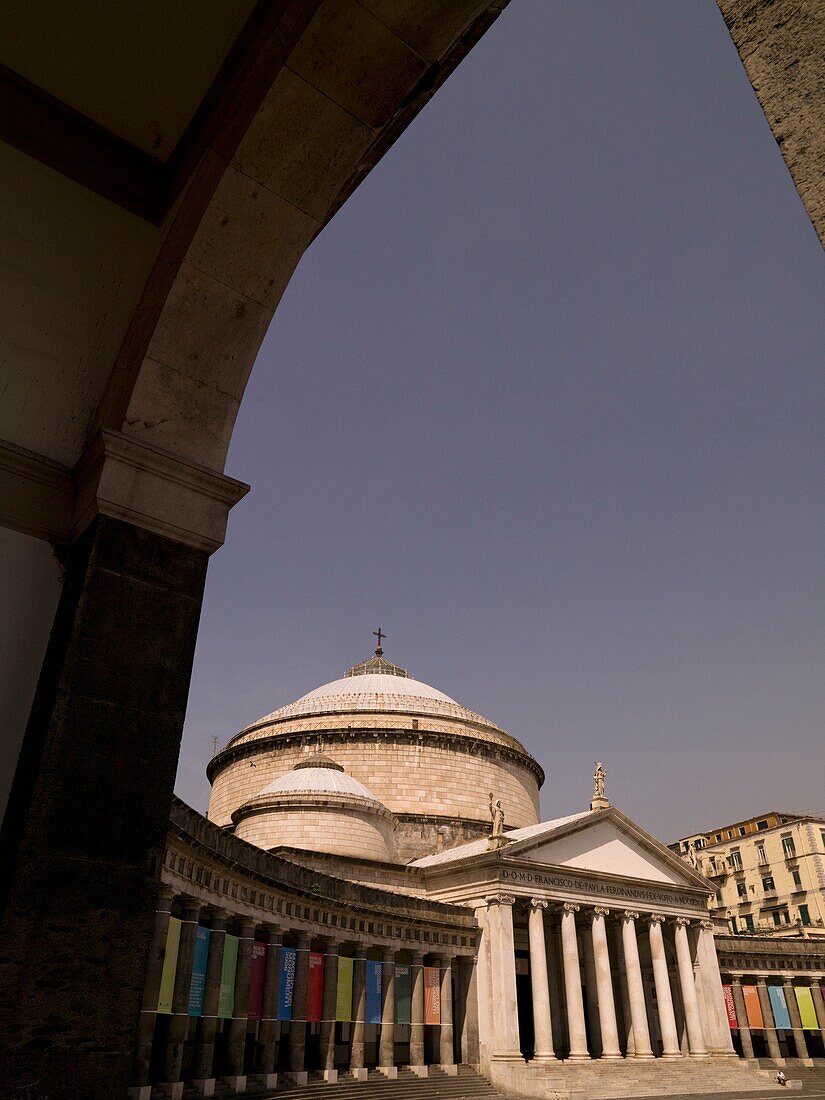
[671,812,825,937]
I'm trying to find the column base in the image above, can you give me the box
[219,1075,247,1092]
[687,1052,712,1060]
[128,1089,152,1100]
[248,1073,278,1089]
[408,1065,429,1077]
[491,1051,525,1063]
[285,1071,308,1085]
[188,1080,217,1097]
[598,1052,623,1060]
[155,1083,184,1100]
[530,1054,560,1064]
[350,1068,369,1081]
[322,1069,338,1082]
[659,1052,683,1060]
[377,1066,398,1078]
[439,1064,458,1075]
[630,1052,655,1060]
[565,1054,592,1063]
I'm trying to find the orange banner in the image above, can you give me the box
[743,985,764,1029]
[424,966,440,1025]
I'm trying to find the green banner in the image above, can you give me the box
[395,964,411,1024]
[218,934,239,1019]
[795,986,818,1030]
[336,956,353,1022]
[157,917,181,1014]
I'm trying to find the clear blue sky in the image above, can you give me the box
[175,0,825,842]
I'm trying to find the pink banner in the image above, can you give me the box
[424,966,441,1025]
[307,951,324,1022]
[722,985,737,1028]
[248,941,267,1021]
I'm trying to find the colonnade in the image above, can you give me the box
[726,975,825,1064]
[130,889,474,1098]
[478,894,735,1067]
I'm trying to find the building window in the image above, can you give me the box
[799,905,811,926]
[744,914,755,931]
[714,834,722,843]
[757,820,769,830]
[820,830,825,849]
[756,843,768,865]
[729,849,743,871]
[737,881,748,899]
[739,826,747,836]
[772,911,781,927]
[782,836,797,859]
[792,869,802,888]
[762,876,775,891]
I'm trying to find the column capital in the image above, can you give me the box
[409,950,424,965]
[697,919,714,930]
[264,925,283,945]
[381,947,396,963]
[156,884,175,905]
[592,906,610,917]
[529,898,548,911]
[623,910,640,921]
[485,892,516,907]
[647,912,666,925]
[237,917,257,937]
[674,916,691,928]
[179,898,203,920]
[562,902,580,914]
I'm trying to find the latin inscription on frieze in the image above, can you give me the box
[499,868,705,909]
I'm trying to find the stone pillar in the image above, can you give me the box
[0,514,216,1100]
[254,925,282,1079]
[619,911,653,1059]
[409,950,426,1071]
[756,979,784,1064]
[164,899,203,1084]
[560,903,590,1061]
[226,919,256,1082]
[580,920,602,1056]
[673,919,707,1058]
[527,900,555,1062]
[460,954,480,1065]
[379,948,396,1071]
[440,955,455,1067]
[731,979,754,1060]
[192,909,228,1084]
[647,915,680,1059]
[486,894,522,1062]
[132,885,175,1092]
[807,981,825,1049]
[350,948,367,1072]
[590,908,621,1059]
[695,921,735,1056]
[612,922,634,1056]
[320,939,339,1077]
[288,933,310,1073]
[783,981,812,1065]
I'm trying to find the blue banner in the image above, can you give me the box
[277,946,297,1021]
[365,960,383,1024]
[187,926,211,1016]
[768,985,791,1030]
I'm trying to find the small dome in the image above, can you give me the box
[257,760,384,804]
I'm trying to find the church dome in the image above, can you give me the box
[257,759,383,802]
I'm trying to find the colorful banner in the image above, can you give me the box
[336,956,353,1022]
[277,946,297,1021]
[218,933,239,1019]
[187,926,211,1017]
[795,986,818,1030]
[743,985,764,1029]
[366,960,383,1024]
[768,985,791,1030]
[424,966,441,1025]
[307,952,324,1022]
[157,917,182,1014]
[395,965,411,1025]
[248,941,267,1021]
[722,985,738,1028]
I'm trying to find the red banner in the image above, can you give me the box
[424,966,441,1025]
[307,951,324,1022]
[722,985,737,1028]
[248,941,267,1021]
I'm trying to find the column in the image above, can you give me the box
[226,918,256,1080]
[486,894,522,1061]
[783,981,811,1064]
[379,948,396,1069]
[560,903,589,1061]
[460,955,480,1064]
[756,979,784,1064]
[350,948,367,1072]
[320,939,339,1076]
[696,921,736,1056]
[808,981,825,1048]
[730,979,754,1060]
[590,908,621,1059]
[164,899,203,1084]
[440,955,455,1067]
[288,933,310,1073]
[527,900,555,1062]
[673,919,707,1057]
[612,922,634,1056]
[621,911,653,1058]
[409,951,425,1070]
[580,921,602,1056]
[254,925,282,1078]
[131,885,174,1091]
[647,915,680,1059]
[192,909,228,1083]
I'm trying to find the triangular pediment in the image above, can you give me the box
[504,809,707,889]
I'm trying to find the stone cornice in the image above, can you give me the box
[0,437,73,541]
[207,725,545,786]
[231,790,398,826]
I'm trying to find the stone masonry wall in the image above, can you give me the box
[234,803,394,861]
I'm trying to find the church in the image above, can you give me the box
[132,646,789,1098]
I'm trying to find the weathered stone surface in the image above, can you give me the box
[717,0,825,245]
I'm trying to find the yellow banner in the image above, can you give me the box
[795,986,818,1030]
[336,956,353,1022]
[157,917,181,1014]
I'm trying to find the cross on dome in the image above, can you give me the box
[373,627,386,655]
